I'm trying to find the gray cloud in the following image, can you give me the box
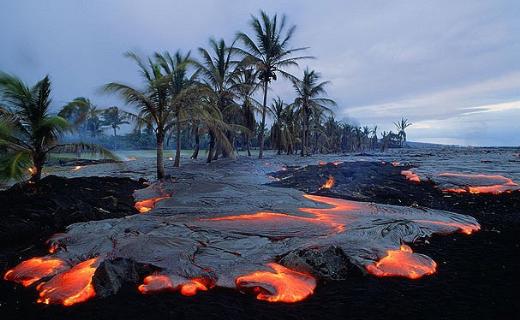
[1,0,518,145]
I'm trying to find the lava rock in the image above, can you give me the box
[92,258,153,298]
[280,246,354,280]
[0,175,145,246]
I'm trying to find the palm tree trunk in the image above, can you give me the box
[244,133,251,156]
[222,131,233,158]
[207,131,215,163]
[300,108,307,157]
[258,81,268,159]
[174,115,181,167]
[191,128,200,159]
[213,140,220,161]
[30,153,45,183]
[156,131,165,179]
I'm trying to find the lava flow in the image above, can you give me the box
[439,172,519,194]
[202,195,359,235]
[236,263,316,303]
[320,175,335,189]
[36,257,100,306]
[134,195,170,213]
[413,219,480,235]
[401,170,420,183]
[366,245,437,279]
[138,274,210,296]
[3,257,69,287]
[138,274,175,294]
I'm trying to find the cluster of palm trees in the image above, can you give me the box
[101,11,328,178]
[0,11,414,183]
[58,97,130,138]
[0,74,113,182]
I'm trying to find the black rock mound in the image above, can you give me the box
[0,175,145,246]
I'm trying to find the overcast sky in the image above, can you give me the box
[1,0,519,146]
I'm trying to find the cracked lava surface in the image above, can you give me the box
[4,181,479,305]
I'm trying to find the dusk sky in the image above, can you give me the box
[1,0,519,146]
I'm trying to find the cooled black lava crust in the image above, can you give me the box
[1,164,519,320]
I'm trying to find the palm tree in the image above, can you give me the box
[154,50,196,167]
[195,38,239,160]
[104,52,175,179]
[59,97,103,138]
[280,104,298,155]
[269,97,285,154]
[237,11,312,159]
[232,67,259,156]
[0,73,112,183]
[290,68,336,156]
[101,106,130,136]
[370,125,378,149]
[394,117,413,147]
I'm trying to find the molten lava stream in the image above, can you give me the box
[138,274,210,297]
[3,257,69,287]
[179,279,209,296]
[366,245,437,279]
[401,170,420,183]
[299,194,361,233]
[320,175,335,190]
[138,274,175,294]
[36,257,100,306]
[413,219,480,235]
[236,263,316,303]
[439,172,519,194]
[134,195,170,213]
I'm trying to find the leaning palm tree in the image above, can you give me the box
[394,117,413,147]
[104,52,174,179]
[237,11,312,158]
[0,73,112,183]
[290,68,336,156]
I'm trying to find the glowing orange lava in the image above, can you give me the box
[439,172,519,194]
[36,257,100,306]
[179,278,209,296]
[3,257,69,287]
[236,263,316,303]
[332,161,343,166]
[134,196,170,213]
[366,245,437,279]
[138,275,210,296]
[401,170,421,183]
[205,211,307,222]
[320,175,335,189]
[204,195,359,235]
[413,219,480,235]
[138,274,175,294]
[318,160,327,166]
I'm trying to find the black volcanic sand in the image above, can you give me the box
[0,175,145,245]
[1,163,519,320]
